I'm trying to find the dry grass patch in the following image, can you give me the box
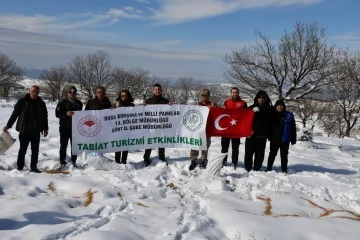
[257,196,272,216]
[45,170,70,175]
[83,190,95,207]
[301,197,360,221]
[48,182,56,192]
[135,202,149,208]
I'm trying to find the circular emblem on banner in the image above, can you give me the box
[77,115,102,137]
[183,110,203,131]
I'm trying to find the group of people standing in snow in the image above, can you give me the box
[2,83,296,174]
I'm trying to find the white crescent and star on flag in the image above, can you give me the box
[214,114,237,131]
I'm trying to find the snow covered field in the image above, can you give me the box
[0,99,359,240]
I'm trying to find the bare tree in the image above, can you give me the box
[0,53,23,100]
[39,65,70,102]
[69,50,112,99]
[288,99,328,129]
[171,77,194,104]
[327,50,360,137]
[224,22,336,101]
[320,104,345,138]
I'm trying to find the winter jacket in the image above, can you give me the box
[6,94,48,133]
[223,97,247,109]
[85,96,112,110]
[144,95,169,105]
[270,110,297,144]
[248,90,272,138]
[55,98,83,130]
[114,98,135,108]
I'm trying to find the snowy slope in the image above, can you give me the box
[0,99,359,240]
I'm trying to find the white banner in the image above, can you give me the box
[72,104,209,154]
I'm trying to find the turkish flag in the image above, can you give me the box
[206,108,254,138]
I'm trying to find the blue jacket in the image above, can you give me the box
[282,111,296,143]
[270,110,297,144]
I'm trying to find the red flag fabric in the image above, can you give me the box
[206,107,254,138]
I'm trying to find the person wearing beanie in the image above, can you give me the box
[244,90,272,172]
[266,99,297,173]
[113,89,135,164]
[56,85,83,168]
[189,88,217,171]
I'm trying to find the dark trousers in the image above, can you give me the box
[267,141,290,172]
[115,151,128,164]
[17,130,40,170]
[221,137,240,165]
[244,136,267,171]
[59,128,77,164]
[144,148,165,161]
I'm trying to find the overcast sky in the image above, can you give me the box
[1,0,359,82]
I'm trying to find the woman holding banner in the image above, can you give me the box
[113,89,135,164]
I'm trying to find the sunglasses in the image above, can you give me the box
[121,94,128,98]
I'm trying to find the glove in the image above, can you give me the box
[253,107,259,112]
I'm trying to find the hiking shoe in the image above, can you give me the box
[144,159,152,167]
[30,168,41,173]
[189,160,198,171]
[199,159,208,169]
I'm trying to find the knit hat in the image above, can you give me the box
[67,85,77,93]
[201,89,210,96]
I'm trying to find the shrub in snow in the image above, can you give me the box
[298,129,313,141]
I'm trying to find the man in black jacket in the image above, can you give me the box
[56,86,83,167]
[3,85,48,173]
[143,83,170,167]
[85,86,112,110]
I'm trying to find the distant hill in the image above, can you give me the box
[21,67,44,79]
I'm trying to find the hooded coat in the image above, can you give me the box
[270,100,297,144]
[248,90,272,138]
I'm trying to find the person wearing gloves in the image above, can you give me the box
[244,90,272,172]
[266,100,297,173]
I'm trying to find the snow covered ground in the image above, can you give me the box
[0,99,359,240]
